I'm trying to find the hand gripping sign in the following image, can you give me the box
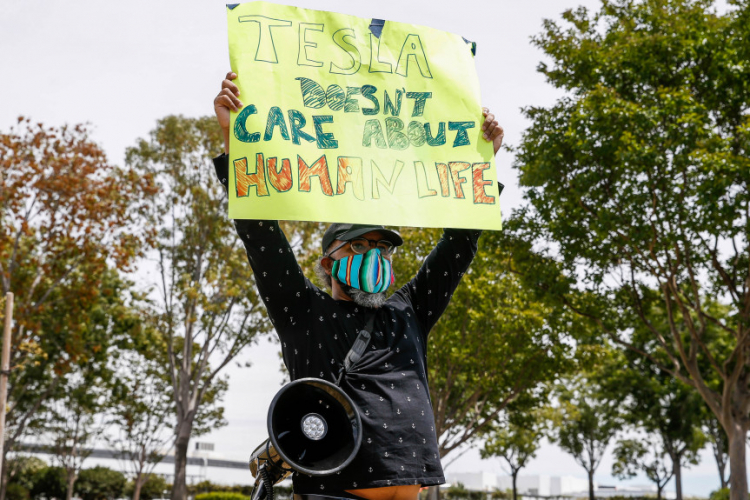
[227,2,502,230]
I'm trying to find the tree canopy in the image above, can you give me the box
[552,374,622,500]
[509,0,750,496]
[481,400,547,500]
[125,115,273,500]
[0,119,156,499]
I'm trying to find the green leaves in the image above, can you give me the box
[0,119,157,460]
[554,374,623,466]
[481,402,547,484]
[75,467,127,500]
[515,0,750,494]
[612,437,672,489]
[125,115,276,496]
[519,0,749,299]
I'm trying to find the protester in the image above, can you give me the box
[213,71,503,500]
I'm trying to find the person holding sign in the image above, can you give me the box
[213,71,503,500]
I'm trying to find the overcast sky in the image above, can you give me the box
[0,0,730,496]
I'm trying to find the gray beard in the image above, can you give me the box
[339,283,388,309]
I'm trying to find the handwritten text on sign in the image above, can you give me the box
[227,2,502,230]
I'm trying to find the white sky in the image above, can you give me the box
[0,0,730,496]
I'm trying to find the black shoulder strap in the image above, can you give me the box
[337,311,376,385]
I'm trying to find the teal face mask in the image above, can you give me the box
[331,248,394,294]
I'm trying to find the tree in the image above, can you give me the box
[552,375,621,500]
[510,0,750,497]
[33,270,140,500]
[44,368,108,500]
[481,402,546,500]
[74,467,126,500]
[391,227,587,463]
[125,116,273,500]
[612,438,672,500]
[0,118,156,500]
[107,337,173,500]
[630,371,705,499]
[125,475,168,500]
[597,343,705,500]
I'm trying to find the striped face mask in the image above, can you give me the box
[331,248,395,294]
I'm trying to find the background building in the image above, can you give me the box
[446,471,675,499]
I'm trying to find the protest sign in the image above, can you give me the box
[227,1,502,230]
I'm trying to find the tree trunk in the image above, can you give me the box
[656,484,663,500]
[727,419,748,500]
[171,434,191,500]
[65,470,76,500]
[0,449,8,500]
[673,454,682,500]
[710,423,729,489]
[133,473,145,500]
[512,470,518,500]
[587,469,595,500]
[717,455,729,490]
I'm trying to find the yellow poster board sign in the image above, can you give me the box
[227,1,502,230]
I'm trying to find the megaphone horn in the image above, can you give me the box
[269,377,362,475]
[249,378,363,500]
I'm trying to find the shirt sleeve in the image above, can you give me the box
[395,228,482,336]
[213,153,312,332]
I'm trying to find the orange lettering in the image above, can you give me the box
[435,163,450,197]
[448,162,471,199]
[472,162,495,204]
[268,157,293,192]
[234,155,269,197]
[298,155,334,196]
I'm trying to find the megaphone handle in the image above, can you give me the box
[251,481,267,500]
[252,466,274,500]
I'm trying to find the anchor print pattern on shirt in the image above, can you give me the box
[213,154,481,493]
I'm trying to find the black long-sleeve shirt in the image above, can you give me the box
[213,154,481,494]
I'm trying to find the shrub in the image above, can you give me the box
[490,489,511,500]
[605,497,652,500]
[190,481,226,495]
[125,474,170,500]
[30,466,67,500]
[444,483,485,500]
[6,483,30,500]
[709,489,730,500]
[188,481,287,500]
[190,481,250,497]
[194,493,249,500]
[75,466,126,500]
[7,457,47,491]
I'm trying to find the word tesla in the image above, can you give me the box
[238,16,433,78]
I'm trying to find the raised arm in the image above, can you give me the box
[396,228,482,335]
[212,72,312,332]
[397,106,502,334]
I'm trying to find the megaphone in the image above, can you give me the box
[249,378,362,500]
